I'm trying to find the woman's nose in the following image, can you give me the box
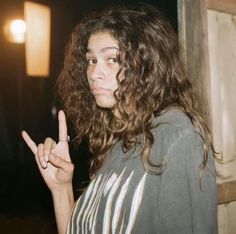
[90,62,105,81]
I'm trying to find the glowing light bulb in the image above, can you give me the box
[4,19,27,43]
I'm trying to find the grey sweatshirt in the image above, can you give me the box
[66,108,218,234]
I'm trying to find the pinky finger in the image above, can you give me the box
[21,130,37,155]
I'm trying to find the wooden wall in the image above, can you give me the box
[208,8,236,234]
[178,0,236,233]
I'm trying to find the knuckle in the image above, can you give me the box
[37,143,43,150]
[44,137,52,143]
[69,163,74,172]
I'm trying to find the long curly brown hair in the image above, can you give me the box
[57,4,214,179]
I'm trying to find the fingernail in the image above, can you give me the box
[42,161,47,168]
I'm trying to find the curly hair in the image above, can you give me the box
[57,4,214,179]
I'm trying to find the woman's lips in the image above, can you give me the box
[91,87,112,95]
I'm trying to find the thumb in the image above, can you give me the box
[49,153,74,173]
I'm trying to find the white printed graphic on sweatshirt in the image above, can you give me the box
[67,168,147,234]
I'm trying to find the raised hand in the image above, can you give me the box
[22,110,74,192]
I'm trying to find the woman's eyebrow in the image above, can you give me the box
[86,46,119,53]
[101,47,119,52]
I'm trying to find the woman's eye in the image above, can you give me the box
[87,59,97,65]
[108,57,118,64]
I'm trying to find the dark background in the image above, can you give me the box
[0,0,177,233]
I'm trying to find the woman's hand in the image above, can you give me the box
[22,110,74,192]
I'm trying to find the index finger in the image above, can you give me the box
[58,110,68,142]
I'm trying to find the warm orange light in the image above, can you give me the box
[24,1,51,77]
[4,19,26,43]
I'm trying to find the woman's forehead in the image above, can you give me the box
[86,32,119,52]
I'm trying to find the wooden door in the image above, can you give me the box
[178,0,236,233]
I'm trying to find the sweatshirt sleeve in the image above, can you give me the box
[158,130,218,234]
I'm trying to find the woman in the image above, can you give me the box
[22,4,218,234]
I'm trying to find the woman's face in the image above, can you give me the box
[86,32,120,108]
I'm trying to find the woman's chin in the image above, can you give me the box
[94,96,115,109]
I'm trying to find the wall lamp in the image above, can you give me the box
[3,1,51,77]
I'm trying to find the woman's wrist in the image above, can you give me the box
[51,183,75,234]
[51,183,74,200]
